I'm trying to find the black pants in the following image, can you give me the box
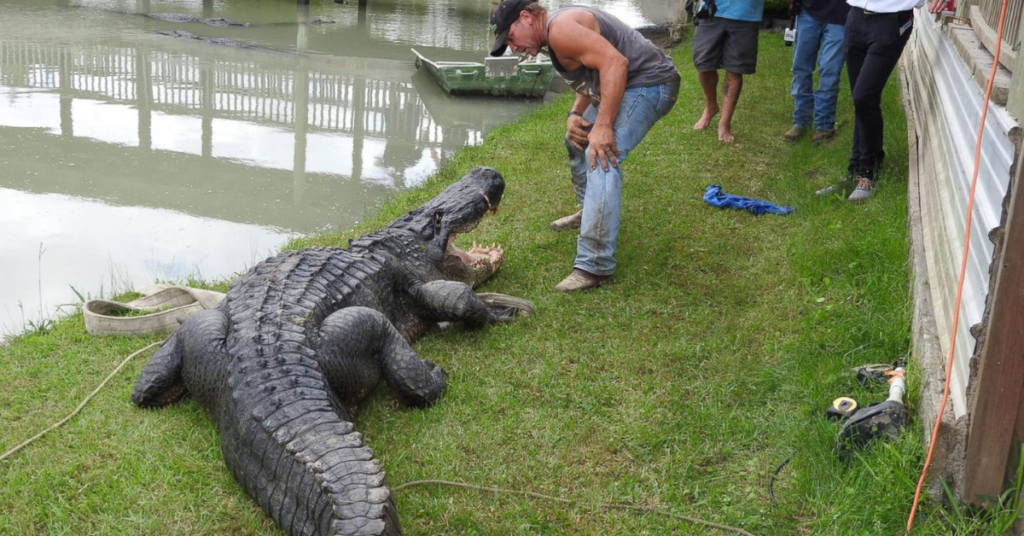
[845,7,913,180]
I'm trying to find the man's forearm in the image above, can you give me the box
[594,56,628,128]
[570,94,592,115]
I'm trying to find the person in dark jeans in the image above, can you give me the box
[817,0,946,202]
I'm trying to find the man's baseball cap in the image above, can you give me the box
[490,0,534,57]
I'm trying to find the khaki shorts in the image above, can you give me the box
[691,17,760,75]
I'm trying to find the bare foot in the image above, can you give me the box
[693,106,719,130]
[718,124,734,142]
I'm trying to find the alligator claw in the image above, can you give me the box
[477,292,535,323]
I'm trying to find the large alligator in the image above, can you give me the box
[131,167,529,536]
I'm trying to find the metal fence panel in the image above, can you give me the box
[904,12,1019,417]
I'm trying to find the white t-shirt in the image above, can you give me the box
[847,0,925,12]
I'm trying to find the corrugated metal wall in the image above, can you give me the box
[904,13,1019,418]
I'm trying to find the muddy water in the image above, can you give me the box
[0,0,681,339]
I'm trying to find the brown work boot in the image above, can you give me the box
[554,269,613,292]
[783,126,806,142]
[812,129,836,144]
[549,210,583,231]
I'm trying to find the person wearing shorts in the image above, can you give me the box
[691,0,764,142]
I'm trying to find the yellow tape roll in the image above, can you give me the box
[832,397,858,415]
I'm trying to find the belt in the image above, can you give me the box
[857,6,913,15]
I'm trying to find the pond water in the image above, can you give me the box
[0,0,682,339]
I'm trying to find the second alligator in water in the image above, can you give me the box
[142,12,337,26]
[144,12,252,26]
[155,30,302,55]
[131,167,532,536]
[89,8,337,27]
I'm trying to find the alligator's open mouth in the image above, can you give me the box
[430,175,505,287]
[444,189,503,270]
[446,235,504,269]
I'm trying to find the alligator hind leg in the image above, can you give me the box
[131,330,186,408]
[317,306,447,411]
[131,309,229,409]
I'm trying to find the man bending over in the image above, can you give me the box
[490,0,680,291]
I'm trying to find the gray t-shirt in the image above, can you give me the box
[545,5,678,102]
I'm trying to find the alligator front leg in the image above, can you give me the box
[409,280,505,328]
[317,307,447,410]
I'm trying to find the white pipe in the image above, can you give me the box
[887,367,906,404]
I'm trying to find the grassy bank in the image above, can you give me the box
[1,36,960,535]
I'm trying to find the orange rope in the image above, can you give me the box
[905,0,1011,532]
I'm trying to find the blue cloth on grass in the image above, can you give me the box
[703,185,794,216]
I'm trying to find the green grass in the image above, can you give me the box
[0,36,973,535]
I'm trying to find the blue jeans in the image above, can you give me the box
[790,11,846,131]
[565,80,678,276]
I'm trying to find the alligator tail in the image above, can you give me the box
[222,377,401,536]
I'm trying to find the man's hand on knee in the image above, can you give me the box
[567,115,592,150]
[588,124,620,171]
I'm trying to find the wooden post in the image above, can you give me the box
[293,5,309,206]
[200,61,214,159]
[59,47,72,139]
[962,151,1024,505]
[136,47,152,152]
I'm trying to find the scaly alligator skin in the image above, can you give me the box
[131,167,523,536]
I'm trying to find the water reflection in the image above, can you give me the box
[0,187,286,329]
[0,0,676,338]
[0,38,527,203]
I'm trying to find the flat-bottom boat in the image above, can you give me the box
[411,48,555,98]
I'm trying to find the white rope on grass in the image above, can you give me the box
[0,341,162,463]
[393,479,758,536]
[2,343,758,536]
